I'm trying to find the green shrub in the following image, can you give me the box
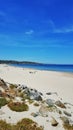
[8,102,29,112]
[0,98,8,108]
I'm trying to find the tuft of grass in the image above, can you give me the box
[0,120,14,130]
[19,92,25,98]
[8,102,29,112]
[33,102,39,106]
[28,99,34,104]
[0,98,8,108]
[9,84,17,89]
[0,118,43,130]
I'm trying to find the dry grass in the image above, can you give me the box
[0,118,43,130]
[63,124,73,130]
[33,102,39,106]
[9,84,17,89]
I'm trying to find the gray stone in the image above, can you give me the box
[31,112,38,117]
[64,111,71,117]
[46,92,52,95]
[46,99,55,107]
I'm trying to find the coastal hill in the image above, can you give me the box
[0,60,73,66]
[0,60,43,65]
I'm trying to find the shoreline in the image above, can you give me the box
[4,63,73,73]
[2,63,73,74]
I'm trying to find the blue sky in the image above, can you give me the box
[0,0,73,64]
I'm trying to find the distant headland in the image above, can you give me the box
[0,60,73,66]
[0,60,42,65]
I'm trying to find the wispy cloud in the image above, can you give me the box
[25,30,34,35]
[45,19,73,34]
[53,26,73,33]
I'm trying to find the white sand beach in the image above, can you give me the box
[0,64,73,130]
[0,64,73,103]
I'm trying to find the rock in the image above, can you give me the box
[0,78,8,90]
[46,99,55,107]
[31,112,39,117]
[61,116,69,124]
[55,100,66,108]
[46,92,52,95]
[29,89,42,101]
[34,95,42,101]
[39,105,48,117]
[39,92,43,96]
[51,117,58,127]
[64,111,71,117]
[58,109,62,114]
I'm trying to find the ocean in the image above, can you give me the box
[10,63,73,73]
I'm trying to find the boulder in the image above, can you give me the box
[46,99,55,107]
[29,89,42,101]
[55,100,66,108]
[31,112,39,117]
[39,105,48,117]
[51,117,58,126]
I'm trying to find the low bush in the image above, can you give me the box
[0,118,43,130]
[15,118,43,130]
[0,98,8,108]
[8,102,29,112]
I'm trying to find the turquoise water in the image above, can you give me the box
[10,63,73,73]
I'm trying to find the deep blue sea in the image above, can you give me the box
[10,63,73,73]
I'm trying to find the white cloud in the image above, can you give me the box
[53,26,73,33]
[25,30,34,35]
